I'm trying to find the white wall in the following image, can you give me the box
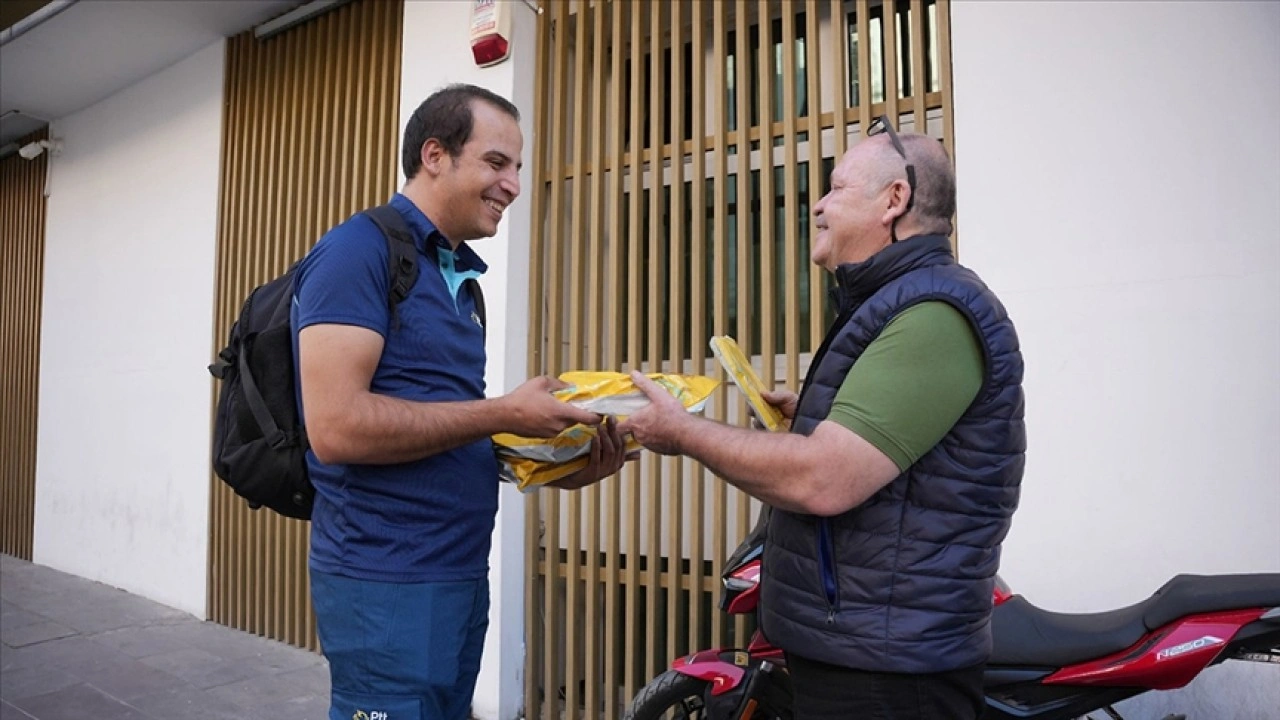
[952,1,1280,715]
[399,2,538,718]
[33,40,225,618]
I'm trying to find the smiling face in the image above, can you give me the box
[423,99,523,243]
[810,139,905,271]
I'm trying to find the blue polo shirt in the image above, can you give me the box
[291,193,497,582]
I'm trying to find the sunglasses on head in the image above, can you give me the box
[866,115,916,242]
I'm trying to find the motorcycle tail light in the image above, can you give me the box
[723,561,761,592]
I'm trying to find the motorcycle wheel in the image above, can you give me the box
[624,670,711,720]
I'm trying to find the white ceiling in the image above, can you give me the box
[0,0,299,147]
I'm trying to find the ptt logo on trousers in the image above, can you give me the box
[352,711,389,720]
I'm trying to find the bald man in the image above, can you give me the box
[622,119,1024,719]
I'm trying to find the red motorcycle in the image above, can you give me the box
[625,514,1280,720]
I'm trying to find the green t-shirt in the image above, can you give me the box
[825,301,985,471]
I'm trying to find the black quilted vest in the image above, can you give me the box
[759,234,1026,673]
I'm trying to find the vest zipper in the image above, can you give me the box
[817,518,839,623]
[802,301,857,624]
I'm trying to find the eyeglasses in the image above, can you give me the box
[867,115,916,243]
[867,115,916,213]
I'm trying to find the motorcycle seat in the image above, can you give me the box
[989,573,1280,667]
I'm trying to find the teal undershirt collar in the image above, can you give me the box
[436,246,482,311]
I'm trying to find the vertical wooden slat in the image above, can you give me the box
[220,32,245,633]
[333,8,355,229]
[805,0,824,363]
[644,0,664,685]
[209,0,401,653]
[212,33,243,628]
[624,0,646,701]
[603,2,628,716]
[820,0,850,345]
[367,0,390,207]
[584,2,609,715]
[857,0,874,134]
[0,127,47,561]
[758,0,777,393]
[782,4,800,387]
[731,0,754,648]
[241,29,268,634]
[542,0,571,712]
[350,0,371,210]
[883,0,901,124]
[831,0,850,158]
[257,25,284,643]
[665,0,687,681]
[564,2,591,717]
[709,0,731,654]
[687,0,709,658]
[910,0,928,132]
[936,0,957,243]
[318,11,340,231]
[606,1,632,712]
[384,0,403,193]
[524,0,550,710]
[937,0,956,157]
[257,29,278,643]
[288,2,315,648]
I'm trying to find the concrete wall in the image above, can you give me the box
[32,41,225,618]
[951,2,1280,716]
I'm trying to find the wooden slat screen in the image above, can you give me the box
[0,129,49,561]
[208,0,402,649]
[526,1,954,717]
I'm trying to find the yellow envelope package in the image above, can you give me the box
[709,336,786,432]
[493,371,720,491]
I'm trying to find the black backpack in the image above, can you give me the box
[208,203,485,519]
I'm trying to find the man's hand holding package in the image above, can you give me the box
[500,375,602,437]
[617,371,698,455]
[546,416,632,490]
[756,389,798,430]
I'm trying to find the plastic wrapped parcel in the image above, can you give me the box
[493,371,719,491]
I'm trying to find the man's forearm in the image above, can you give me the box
[671,416,824,514]
[310,392,509,465]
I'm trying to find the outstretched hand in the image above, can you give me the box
[616,371,692,456]
[503,375,602,438]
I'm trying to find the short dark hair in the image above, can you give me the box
[401,84,520,179]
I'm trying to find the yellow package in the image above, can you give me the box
[709,336,786,432]
[494,371,719,491]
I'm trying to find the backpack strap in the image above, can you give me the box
[363,204,420,330]
[238,339,288,449]
[466,278,486,343]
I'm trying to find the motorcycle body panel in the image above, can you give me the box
[672,650,747,696]
[723,560,761,614]
[1044,608,1266,690]
[983,608,1280,719]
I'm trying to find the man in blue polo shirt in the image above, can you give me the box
[293,84,627,720]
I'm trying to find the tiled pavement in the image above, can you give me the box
[0,554,329,720]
